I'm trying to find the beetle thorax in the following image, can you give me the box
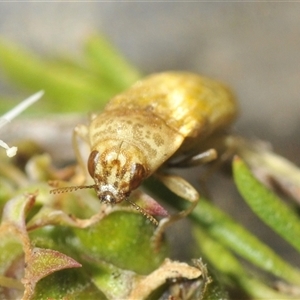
[87,141,148,205]
[89,108,185,175]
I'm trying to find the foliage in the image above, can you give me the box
[0,34,300,299]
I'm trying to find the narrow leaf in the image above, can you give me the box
[144,178,300,284]
[194,227,292,299]
[0,39,114,113]
[233,156,300,253]
[84,33,141,91]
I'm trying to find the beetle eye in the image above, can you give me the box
[130,163,146,190]
[87,150,99,178]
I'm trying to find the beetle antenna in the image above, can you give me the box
[50,184,96,195]
[126,198,159,226]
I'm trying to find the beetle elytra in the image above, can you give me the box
[50,72,237,245]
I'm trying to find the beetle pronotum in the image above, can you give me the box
[50,72,237,245]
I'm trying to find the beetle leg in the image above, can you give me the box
[156,173,199,202]
[72,124,90,183]
[152,172,199,250]
[199,135,238,182]
[168,148,218,168]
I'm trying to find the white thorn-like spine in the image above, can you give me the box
[0,90,44,157]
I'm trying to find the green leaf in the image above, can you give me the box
[233,156,300,253]
[84,34,141,91]
[194,227,291,299]
[88,260,135,300]
[144,177,300,284]
[74,210,167,275]
[2,193,34,227]
[192,200,300,284]
[23,247,81,286]
[0,39,115,113]
[31,268,108,300]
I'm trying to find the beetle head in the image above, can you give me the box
[87,147,147,205]
[49,142,158,225]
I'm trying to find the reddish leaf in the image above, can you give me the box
[22,247,81,293]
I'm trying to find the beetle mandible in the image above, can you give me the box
[51,72,237,243]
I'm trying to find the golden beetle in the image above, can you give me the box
[51,72,237,239]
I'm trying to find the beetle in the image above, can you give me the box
[50,72,237,244]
